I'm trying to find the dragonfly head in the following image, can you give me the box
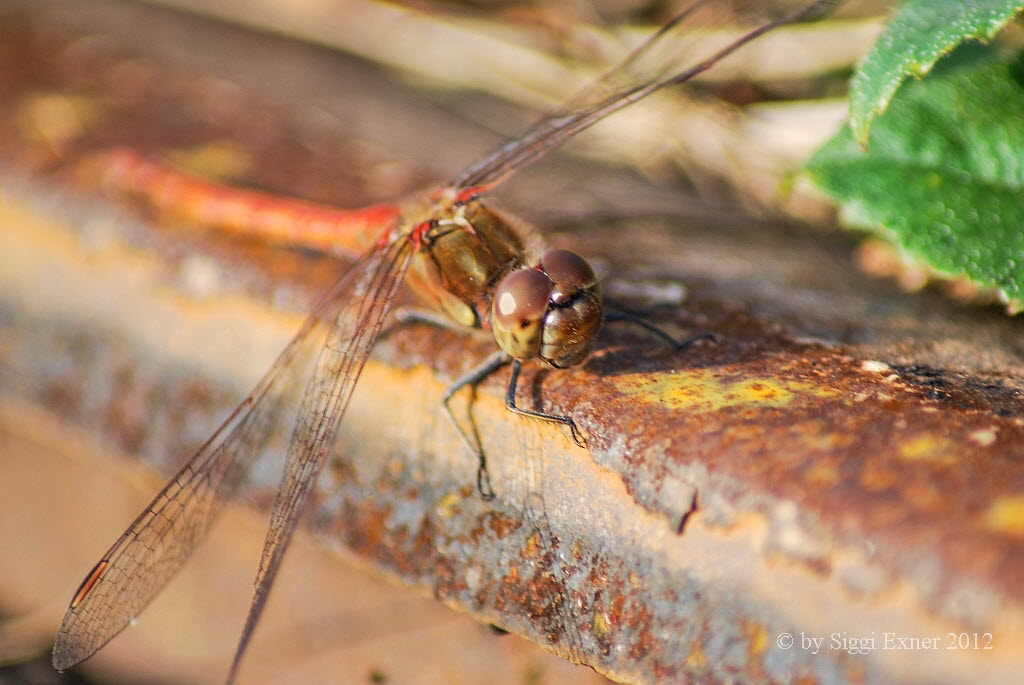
[491,249,602,369]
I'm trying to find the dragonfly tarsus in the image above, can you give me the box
[504,359,586,449]
[675,332,718,350]
[605,309,717,351]
[388,307,480,337]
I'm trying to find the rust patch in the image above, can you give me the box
[615,366,838,412]
[985,496,1024,537]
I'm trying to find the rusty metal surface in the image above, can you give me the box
[2,1,1024,684]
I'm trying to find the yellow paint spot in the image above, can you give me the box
[744,621,768,660]
[593,611,612,641]
[15,92,101,150]
[435,492,461,520]
[167,140,253,180]
[628,570,641,588]
[523,532,542,559]
[985,496,1024,536]
[686,640,707,669]
[614,368,838,413]
[898,434,956,464]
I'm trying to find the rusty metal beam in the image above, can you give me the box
[2,2,1024,684]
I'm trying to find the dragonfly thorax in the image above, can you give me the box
[491,249,602,369]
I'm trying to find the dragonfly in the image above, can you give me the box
[52,1,840,681]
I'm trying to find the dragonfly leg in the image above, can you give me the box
[442,349,510,500]
[504,359,587,449]
[380,307,479,340]
[604,308,717,350]
[394,307,467,331]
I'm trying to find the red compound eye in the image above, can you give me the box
[541,249,596,305]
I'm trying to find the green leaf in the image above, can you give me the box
[850,0,1024,144]
[807,48,1024,311]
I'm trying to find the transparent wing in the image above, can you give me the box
[52,235,415,673]
[226,234,415,682]
[453,0,840,190]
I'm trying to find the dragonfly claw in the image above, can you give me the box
[675,332,717,351]
[566,420,588,449]
[477,464,496,501]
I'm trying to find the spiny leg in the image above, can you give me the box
[442,349,510,501]
[604,308,717,350]
[380,307,479,340]
[442,352,590,500]
[503,359,586,449]
[386,309,501,499]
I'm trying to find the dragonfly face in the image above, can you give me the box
[492,248,602,369]
[409,190,603,369]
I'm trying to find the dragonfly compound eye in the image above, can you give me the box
[490,250,604,368]
[541,249,596,305]
[538,250,602,369]
[492,267,552,360]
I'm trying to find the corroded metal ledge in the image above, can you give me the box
[6,163,1024,684]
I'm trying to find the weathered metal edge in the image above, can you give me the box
[4,164,1024,684]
